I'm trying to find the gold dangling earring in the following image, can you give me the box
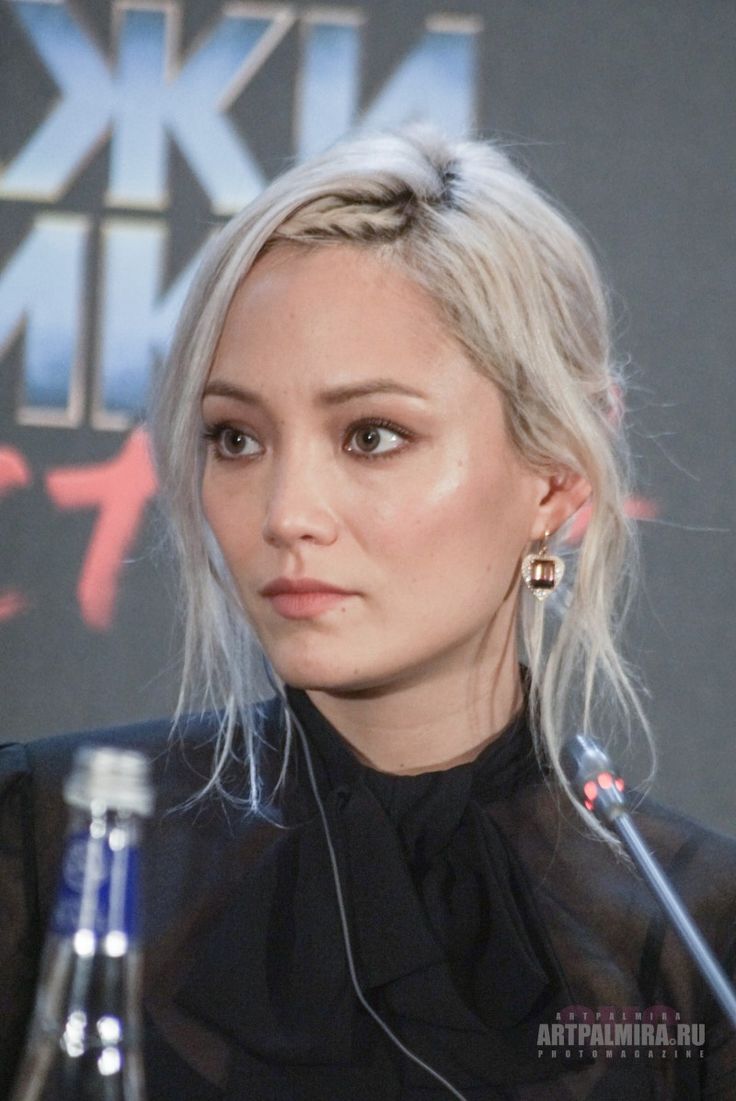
[521,530,565,602]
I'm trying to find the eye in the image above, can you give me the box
[203,424,260,460]
[344,419,410,459]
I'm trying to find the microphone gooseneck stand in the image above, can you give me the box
[562,733,736,1032]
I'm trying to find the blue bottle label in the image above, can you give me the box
[51,829,139,943]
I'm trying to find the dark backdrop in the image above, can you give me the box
[1,0,734,833]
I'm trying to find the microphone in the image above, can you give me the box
[562,733,736,1031]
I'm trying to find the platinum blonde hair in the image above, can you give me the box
[150,126,650,829]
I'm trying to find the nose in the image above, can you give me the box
[261,443,339,549]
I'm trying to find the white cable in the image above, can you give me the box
[271,682,472,1101]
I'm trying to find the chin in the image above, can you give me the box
[265,649,391,695]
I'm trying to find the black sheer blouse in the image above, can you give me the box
[1,690,736,1099]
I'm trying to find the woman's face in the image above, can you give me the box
[201,245,553,695]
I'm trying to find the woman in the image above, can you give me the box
[1,126,735,1100]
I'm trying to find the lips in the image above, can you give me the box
[260,577,356,620]
[260,577,352,597]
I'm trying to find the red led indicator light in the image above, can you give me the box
[583,780,598,802]
[615,778,625,792]
[597,772,613,789]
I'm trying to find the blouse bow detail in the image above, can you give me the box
[174,688,576,1094]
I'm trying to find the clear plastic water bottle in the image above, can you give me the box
[10,746,153,1101]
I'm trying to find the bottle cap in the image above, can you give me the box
[64,746,154,816]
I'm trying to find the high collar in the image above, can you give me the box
[285,683,543,801]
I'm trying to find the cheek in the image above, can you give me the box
[365,462,495,565]
[366,457,533,589]
[201,476,254,563]
[201,477,226,543]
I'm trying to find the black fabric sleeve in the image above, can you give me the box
[699,904,736,1096]
[0,743,43,1099]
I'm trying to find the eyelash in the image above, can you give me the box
[345,418,413,460]
[202,423,257,462]
[202,418,414,463]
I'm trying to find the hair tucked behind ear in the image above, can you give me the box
[150,125,651,836]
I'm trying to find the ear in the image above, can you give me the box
[529,468,591,542]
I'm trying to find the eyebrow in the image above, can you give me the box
[201,378,429,406]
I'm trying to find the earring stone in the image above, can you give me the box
[521,533,565,602]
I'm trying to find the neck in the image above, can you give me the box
[304,645,524,776]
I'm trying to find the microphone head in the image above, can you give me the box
[560,733,614,792]
[561,733,627,827]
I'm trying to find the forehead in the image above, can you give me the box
[210,244,468,393]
